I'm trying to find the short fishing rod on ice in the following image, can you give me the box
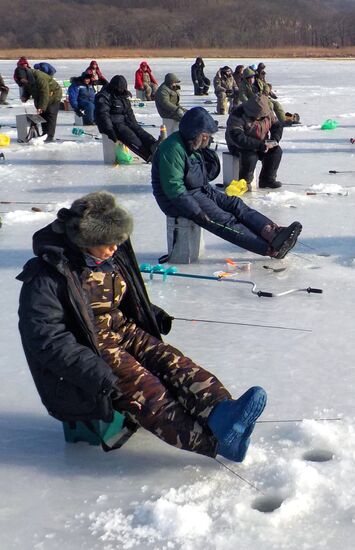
[140,263,323,298]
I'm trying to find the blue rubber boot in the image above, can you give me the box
[208,387,267,462]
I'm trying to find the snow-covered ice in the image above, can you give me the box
[0,58,355,549]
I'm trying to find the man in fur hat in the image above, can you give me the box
[17,191,267,462]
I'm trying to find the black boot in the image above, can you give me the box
[259,179,282,189]
[270,222,302,259]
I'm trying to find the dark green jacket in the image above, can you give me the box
[24,69,62,110]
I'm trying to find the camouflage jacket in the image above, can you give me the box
[213,70,237,94]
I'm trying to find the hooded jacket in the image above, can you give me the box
[225,95,283,153]
[95,77,143,142]
[68,76,96,110]
[85,60,107,84]
[191,58,207,84]
[151,107,220,219]
[155,74,186,121]
[213,68,237,95]
[135,61,158,90]
[17,221,170,423]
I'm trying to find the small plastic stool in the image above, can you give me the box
[63,411,125,446]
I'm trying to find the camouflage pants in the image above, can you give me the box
[100,324,231,457]
[81,267,230,457]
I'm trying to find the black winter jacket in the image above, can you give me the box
[95,84,147,143]
[225,103,283,154]
[17,221,171,423]
[191,60,206,83]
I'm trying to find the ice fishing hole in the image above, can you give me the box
[251,494,284,513]
[302,448,334,462]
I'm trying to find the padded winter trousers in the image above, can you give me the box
[78,99,95,125]
[41,101,60,139]
[113,123,156,162]
[238,145,282,186]
[82,267,230,457]
[191,186,274,255]
[104,326,230,456]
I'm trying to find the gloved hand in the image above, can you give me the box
[75,109,84,117]
[226,89,234,97]
[157,310,174,335]
[193,211,211,225]
[152,305,174,335]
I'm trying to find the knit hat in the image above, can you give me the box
[81,71,92,80]
[179,107,218,140]
[56,192,133,248]
[243,67,255,79]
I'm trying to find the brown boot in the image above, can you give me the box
[261,223,280,243]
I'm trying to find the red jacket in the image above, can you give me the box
[134,61,157,90]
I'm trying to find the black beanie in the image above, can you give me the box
[57,192,133,248]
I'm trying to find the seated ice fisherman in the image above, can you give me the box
[152,106,302,258]
[17,191,267,463]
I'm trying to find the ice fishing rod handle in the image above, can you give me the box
[257,291,273,298]
[306,287,323,294]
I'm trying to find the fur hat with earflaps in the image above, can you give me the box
[56,191,133,248]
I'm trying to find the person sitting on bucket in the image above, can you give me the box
[134,61,158,101]
[68,71,96,125]
[151,106,302,258]
[155,73,187,136]
[95,75,158,162]
[226,94,284,189]
[17,191,267,463]
[85,60,108,87]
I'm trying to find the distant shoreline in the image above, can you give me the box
[1,47,355,60]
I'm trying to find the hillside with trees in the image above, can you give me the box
[1,0,355,50]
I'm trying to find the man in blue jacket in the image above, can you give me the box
[68,72,96,125]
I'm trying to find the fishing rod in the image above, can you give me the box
[140,263,323,298]
[257,417,341,424]
[329,169,355,174]
[173,316,311,333]
[0,200,57,205]
[214,457,265,495]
